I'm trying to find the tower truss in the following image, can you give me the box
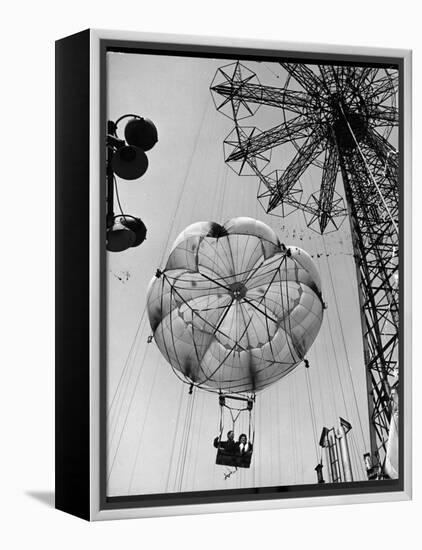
[210,61,399,477]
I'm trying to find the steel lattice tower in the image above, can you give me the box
[210,61,399,477]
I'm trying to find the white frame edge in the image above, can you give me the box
[89,29,412,521]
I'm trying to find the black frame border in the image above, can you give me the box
[55,29,91,520]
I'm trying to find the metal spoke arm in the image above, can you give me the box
[211,82,310,114]
[280,62,324,94]
[316,143,340,233]
[368,105,399,125]
[267,132,324,211]
[226,118,310,162]
[366,72,399,104]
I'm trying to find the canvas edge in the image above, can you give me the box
[88,28,412,521]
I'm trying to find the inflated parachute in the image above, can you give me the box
[147,217,324,395]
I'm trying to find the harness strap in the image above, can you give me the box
[218,402,224,441]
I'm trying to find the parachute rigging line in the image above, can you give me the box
[127,361,161,493]
[289,380,298,484]
[162,94,212,261]
[287,214,328,471]
[172,392,192,492]
[305,222,367,477]
[305,368,319,463]
[149,218,324,401]
[108,318,148,451]
[176,388,197,492]
[268,176,363,478]
[110,96,212,484]
[107,333,155,482]
[107,309,148,416]
[165,384,185,492]
[278,196,327,474]
[320,234,367,452]
[163,266,302,392]
[299,174,349,425]
[190,391,206,490]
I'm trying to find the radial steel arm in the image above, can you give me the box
[226,118,310,162]
[280,62,324,94]
[211,82,310,114]
[316,143,340,233]
[267,132,324,211]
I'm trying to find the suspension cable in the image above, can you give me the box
[320,236,368,451]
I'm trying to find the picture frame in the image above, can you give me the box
[55,28,412,521]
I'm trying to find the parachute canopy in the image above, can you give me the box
[147,217,324,394]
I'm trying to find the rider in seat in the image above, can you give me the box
[213,430,237,466]
[235,433,253,468]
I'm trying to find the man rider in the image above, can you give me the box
[213,430,236,454]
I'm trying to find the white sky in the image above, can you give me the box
[106,52,375,497]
